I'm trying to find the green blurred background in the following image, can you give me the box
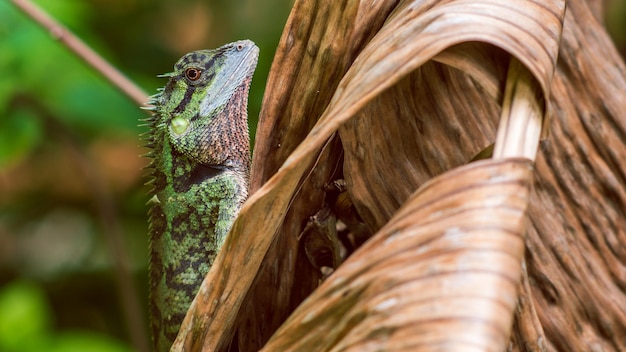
[0,0,290,351]
[0,0,624,351]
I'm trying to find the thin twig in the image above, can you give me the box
[10,0,149,107]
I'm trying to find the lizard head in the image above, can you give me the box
[155,40,259,170]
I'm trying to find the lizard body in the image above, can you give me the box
[144,40,259,351]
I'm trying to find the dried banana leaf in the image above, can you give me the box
[172,0,626,350]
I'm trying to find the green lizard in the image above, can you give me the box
[143,40,259,351]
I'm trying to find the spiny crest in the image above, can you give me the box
[138,96,162,158]
[140,90,164,193]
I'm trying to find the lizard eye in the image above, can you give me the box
[184,67,202,81]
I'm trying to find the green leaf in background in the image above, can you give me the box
[0,281,132,352]
[0,0,142,139]
[0,108,42,168]
[0,281,51,351]
[47,332,132,352]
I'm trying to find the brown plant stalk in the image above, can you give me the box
[10,0,148,107]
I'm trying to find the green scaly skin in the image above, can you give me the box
[144,40,259,352]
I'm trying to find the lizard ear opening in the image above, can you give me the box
[170,116,190,135]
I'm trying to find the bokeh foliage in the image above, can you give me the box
[0,0,289,350]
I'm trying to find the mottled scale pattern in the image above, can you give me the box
[145,40,258,352]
